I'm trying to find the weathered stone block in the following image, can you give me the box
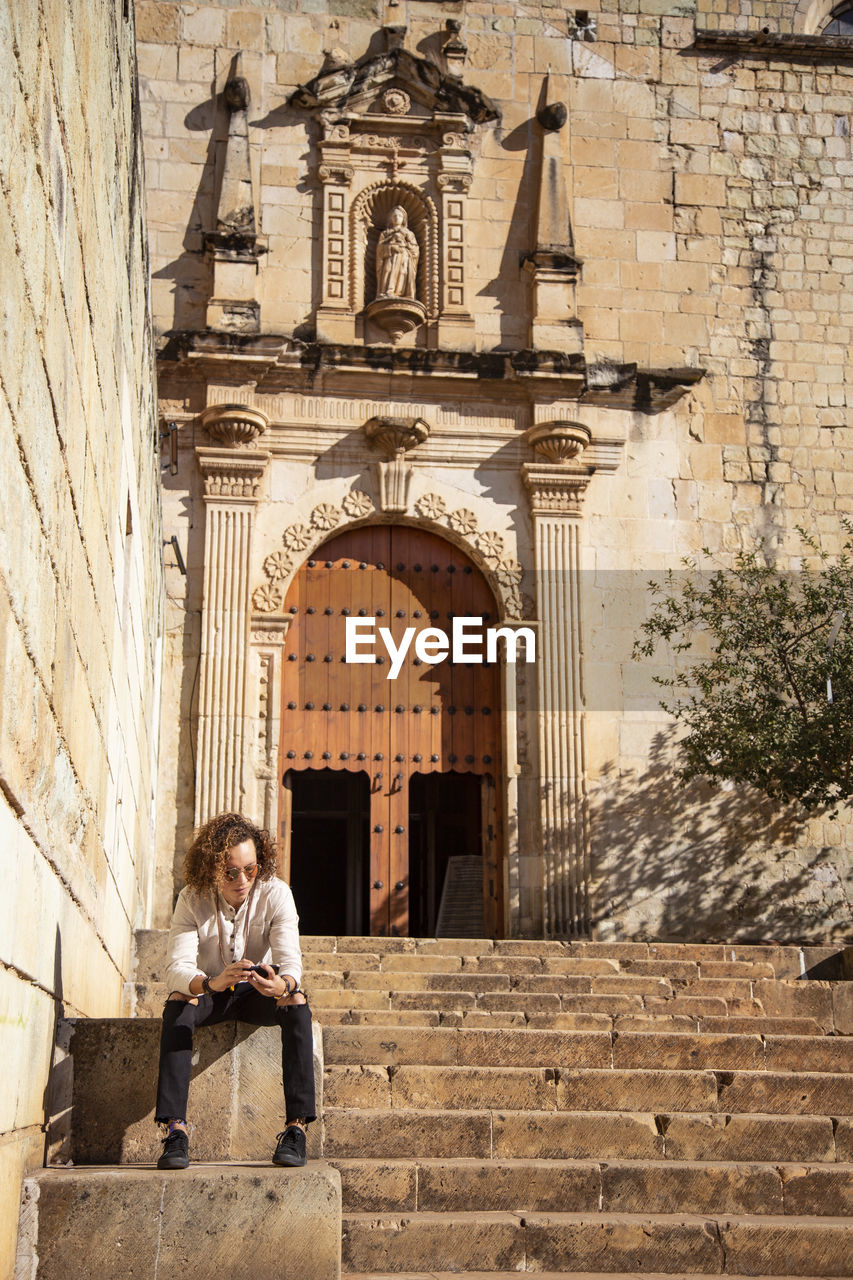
[324,1064,391,1109]
[557,1068,718,1113]
[765,1035,853,1073]
[722,1218,853,1276]
[780,1165,853,1216]
[331,1158,417,1212]
[392,1065,557,1111]
[492,1110,663,1160]
[17,1165,341,1280]
[456,1029,611,1069]
[416,1159,599,1213]
[57,1018,324,1164]
[523,1212,723,1272]
[716,1070,853,1116]
[324,1025,456,1066]
[613,1032,764,1071]
[600,1160,782,1214]
[323,1108,492,1159]
[660,1113,836,1162]
[341,1210,523,1273]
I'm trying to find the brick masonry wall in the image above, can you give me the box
[140,0,851,940]
[0,0,162,1268]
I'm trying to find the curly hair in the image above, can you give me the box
[183,812,278,895]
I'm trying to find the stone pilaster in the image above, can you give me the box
[522,447,591,938]
[195,445,270,826]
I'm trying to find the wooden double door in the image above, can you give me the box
[278,525,503,937]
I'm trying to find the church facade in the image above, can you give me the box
[5,0,853,1264]
[144,0,853,944]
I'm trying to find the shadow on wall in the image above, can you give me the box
[588,728,851,944]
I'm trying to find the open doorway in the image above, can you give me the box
[408,772,483,937]
[286,769,370,936]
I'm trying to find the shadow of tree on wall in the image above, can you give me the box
[587,728,851,944]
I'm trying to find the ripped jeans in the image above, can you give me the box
[154,984,316,1125]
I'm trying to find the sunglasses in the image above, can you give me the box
[223,864,258,882]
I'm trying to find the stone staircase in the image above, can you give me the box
[296,936,852,1279]
[21,933,853,1279]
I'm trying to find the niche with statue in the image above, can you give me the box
[289,25,499,349]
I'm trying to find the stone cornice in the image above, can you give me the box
[159,334,703,414]
[693,29,853,62]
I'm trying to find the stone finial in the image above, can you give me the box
[216,56,256,237]
[522,73,583,353]
[443,19,468,72]
[531,72,575,260]
[383,25,407,52]
[200,403,269,448]
[204,56,267,333]
[525,421,590,464]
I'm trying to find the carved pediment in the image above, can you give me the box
[289,35,500,128]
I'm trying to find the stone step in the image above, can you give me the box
[328,1157,853,1216]
[344,1274,838,1280]
[133,929,849,985]
[323,1109,851,1163]
[16,1164,341,1280]
[327,1063,853,1116]
[339,1210,851,1275]
[323,1026,853,1071]
[323,1064,853,1115]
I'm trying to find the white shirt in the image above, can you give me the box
[164,877,303,996]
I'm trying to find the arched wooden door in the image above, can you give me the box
[278,525,503,937]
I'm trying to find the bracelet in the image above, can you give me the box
[201,975,214,996]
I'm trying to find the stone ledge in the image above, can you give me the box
[16,1164,340,1280]
[48,1018,324,1165]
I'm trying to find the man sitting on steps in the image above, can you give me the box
[154,811,316,1170]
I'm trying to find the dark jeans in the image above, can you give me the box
[155,984,316,1125]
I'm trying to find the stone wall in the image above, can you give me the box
[141,0,851,941]
[0,0,162,1269]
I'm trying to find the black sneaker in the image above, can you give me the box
[157,1128,189,1169]
[272,1125,307,1167]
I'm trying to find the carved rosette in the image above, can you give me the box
[413,491,525,620]
[200,403,269,448]
[342,489,375,518]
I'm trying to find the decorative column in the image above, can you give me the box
[195,405,270,825]
[522,422,592,937]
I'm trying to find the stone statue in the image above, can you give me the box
[376,206,419,300]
